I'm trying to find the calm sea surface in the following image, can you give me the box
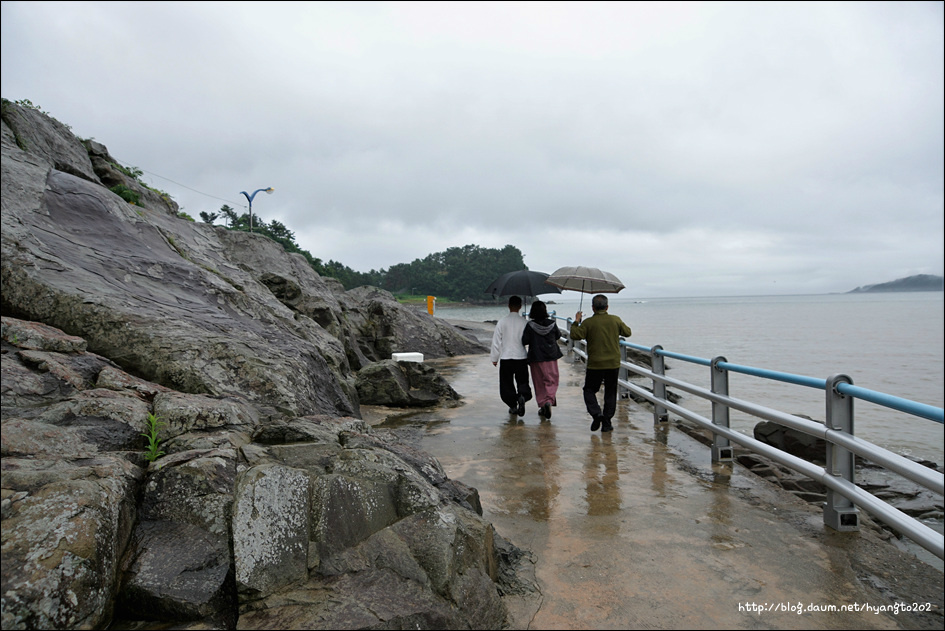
[436,292,944,465]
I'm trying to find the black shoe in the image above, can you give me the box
[517,395,526,417]
[541,403,552,419]
[601,419,614,432]
[590,416,602,432]
[508,406,518,415]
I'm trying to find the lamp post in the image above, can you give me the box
[239,187,274,232]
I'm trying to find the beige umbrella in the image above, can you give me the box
[546,266,625,312]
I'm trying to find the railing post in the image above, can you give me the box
[618,342,629,398]
[565,318,574,352]
[824,373,859,532]
[651,345,668,423]
[710,356,734,463]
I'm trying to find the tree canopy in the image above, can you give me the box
[381,244,525,301]
[199,206,525,301]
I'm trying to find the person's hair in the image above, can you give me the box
[529,300,548,321]
[508,295,522,310]
[592,294,608,312]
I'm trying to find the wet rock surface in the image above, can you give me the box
[665,418,945,527]
[356,358,462,407]
[744,421,944,522]
[1,319,529,629]
[2,100,484,421]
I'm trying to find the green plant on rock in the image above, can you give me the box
[141,413,166,462]
[12,98,48,115]
[113,162,144,180]
[109,184,140,205]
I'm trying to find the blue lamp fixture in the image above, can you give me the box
[239,187,274,232]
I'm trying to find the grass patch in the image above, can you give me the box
[141,413,166,462]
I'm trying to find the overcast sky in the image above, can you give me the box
[2,1,942,297]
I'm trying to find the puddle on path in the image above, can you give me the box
[363,352,943,630]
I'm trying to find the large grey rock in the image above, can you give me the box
[238,508,507,629]
[2,101,485,420]
[754,419,827,463]
[0,456,142,630]
[235,570,461,630]
[1,165,358,417]
[232,464,311,599]
[234,417,518,630]
[117,520,234,624]
[116,447,241,625]
[344,430,483,515]
[140,448,239,536]
[0,101,98,183]
[356,359,461,407]
[152,392,257,441]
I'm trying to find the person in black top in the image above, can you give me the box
[521,300,564,419]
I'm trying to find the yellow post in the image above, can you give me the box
[427,295,436,315]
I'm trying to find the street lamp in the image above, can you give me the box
[239,187,274,232]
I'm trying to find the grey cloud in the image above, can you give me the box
[2,1,941,297]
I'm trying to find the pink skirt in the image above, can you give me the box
[529,360,559,408]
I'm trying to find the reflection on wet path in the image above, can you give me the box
[584,434,619,518]
[369,352,941,630]
[496,419,561,521]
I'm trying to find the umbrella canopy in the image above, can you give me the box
[546,266,625,294]
[484,270,563,298]
[547,266,625,313]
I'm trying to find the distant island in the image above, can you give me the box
[848,274,944,293]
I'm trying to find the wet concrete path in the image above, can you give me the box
[364,325,943,630]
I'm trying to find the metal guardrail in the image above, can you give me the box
[555,315,945,562]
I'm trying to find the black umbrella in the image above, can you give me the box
[484,270,563,298]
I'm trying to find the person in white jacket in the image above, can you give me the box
[490,296,532,416]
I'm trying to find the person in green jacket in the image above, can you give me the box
[569,294,632,432]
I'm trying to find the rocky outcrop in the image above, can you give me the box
[2,318,528,629]
[0,101,515,630]
[340,287,486,364]
[670,417,944,524]
[1,99,485,421]
[747,420,945,520]
[1,101,99,183]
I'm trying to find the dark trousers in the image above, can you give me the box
[583,368,619,421]
[499,359,532,409]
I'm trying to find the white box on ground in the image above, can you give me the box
[392,352,424,363]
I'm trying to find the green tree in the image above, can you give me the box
[218,204,240,228]
[379,244,525,300]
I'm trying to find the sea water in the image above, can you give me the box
[437,292,944,465]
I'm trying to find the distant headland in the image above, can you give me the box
[848,274,944,293]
